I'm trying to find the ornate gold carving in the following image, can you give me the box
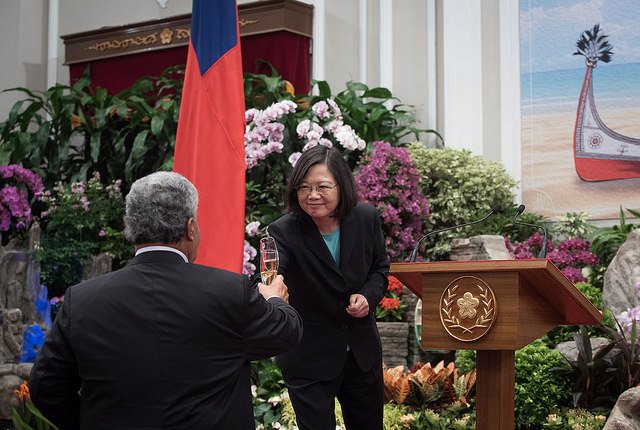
[239,18,259,27]
[160,28,173,44]
[176,28,191,40]
[85,33,158,52]
[440,276,497,342]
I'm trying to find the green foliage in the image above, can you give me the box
[496,203,554,244]
[276,389,345,429]
[0,65,182,191]
[601,319,640,401]
[307,80,442,154]
[542,407,607,429]
[589,206,640,268]
[243,63,296,110]
[454,350,477,375]
[12,382,58,430]
[407,404,475,430]
[560,326,618,411]
[406,144,517,261]
[38,173,132,298]
[554,212,596,241]
[251,358,287,429]
[456,341,573,429]
[12,402,58,430]
[514,339,573,429]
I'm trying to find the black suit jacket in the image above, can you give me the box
[29,251,302,430]
[268,202,389,380]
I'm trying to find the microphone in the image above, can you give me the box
[513,204,548,258]
[408,205,502,263]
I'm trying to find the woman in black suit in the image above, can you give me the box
[268,145,389,430]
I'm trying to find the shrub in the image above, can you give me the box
[39,172,131,297]
[406,144,517,261]
[356,141,430,262]
[456,339,573,429]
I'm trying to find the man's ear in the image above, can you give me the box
[186,217,196,241]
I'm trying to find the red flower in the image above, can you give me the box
[388,276,403,295]
[379,297,400,311]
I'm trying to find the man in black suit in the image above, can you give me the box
[29,171,302,430]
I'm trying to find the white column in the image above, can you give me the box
[359,0,367,84]
[312,0,326,92]
[379,0,393,92]
[426,0,437,146]
[499,0,522,201]
[47,0,59,88]
[441,0,483,154]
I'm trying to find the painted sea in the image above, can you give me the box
[521,61,640,115]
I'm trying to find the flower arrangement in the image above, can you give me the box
[376,275,407,322]
[0,164,44,246]
[507,234,599,283]
[356,141,430,262]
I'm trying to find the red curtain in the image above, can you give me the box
[69,32,310,96]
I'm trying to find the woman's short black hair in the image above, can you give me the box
[284,146,359,219]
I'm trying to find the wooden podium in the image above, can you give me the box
[390,259,602,430]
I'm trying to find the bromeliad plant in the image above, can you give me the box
[0,164,44,247]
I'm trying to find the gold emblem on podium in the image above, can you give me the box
[439,276,496,342]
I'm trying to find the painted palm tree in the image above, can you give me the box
[573,24,613,67]
[573,24,640,181]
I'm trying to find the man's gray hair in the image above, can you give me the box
[124,171,199,244]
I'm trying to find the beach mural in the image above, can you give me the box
[520,0,640,219]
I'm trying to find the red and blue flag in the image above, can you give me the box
[174,0,246,272]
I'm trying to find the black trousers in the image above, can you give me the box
[284,350,383,430]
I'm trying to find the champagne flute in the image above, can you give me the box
[260,236,279,285]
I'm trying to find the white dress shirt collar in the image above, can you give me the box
[135,246,189,263]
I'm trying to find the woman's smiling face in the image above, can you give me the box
[297,163,340,224]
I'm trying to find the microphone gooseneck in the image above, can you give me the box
[513,204,548,258]
[408,205,502,263]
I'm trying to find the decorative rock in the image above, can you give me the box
[377,321,409,368]
[0,373,22,419]
[82,252,113,281]
[603,229,640,318]
[449,235,511,261]
[555,337,614,363]
[0,247,44,326]
[603,386,640,430]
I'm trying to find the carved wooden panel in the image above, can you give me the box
[61,0,313,65]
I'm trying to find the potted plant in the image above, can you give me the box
[376,275,410,368]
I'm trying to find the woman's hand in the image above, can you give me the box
[346,294,369,318]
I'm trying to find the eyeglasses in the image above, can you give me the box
[296,184,338,195]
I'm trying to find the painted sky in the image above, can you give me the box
[520,0,640,73]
